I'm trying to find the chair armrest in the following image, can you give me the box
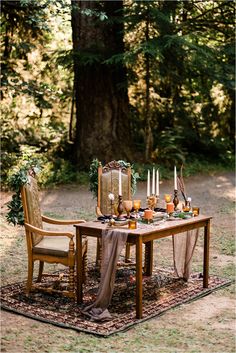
[24,223,74,239]
[42,215,86,225]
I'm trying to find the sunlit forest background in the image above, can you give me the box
[1,0,235,188]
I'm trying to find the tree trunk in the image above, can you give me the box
[71,0,132,169]
[144,8,153,162]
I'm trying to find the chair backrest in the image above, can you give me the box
[98,160,131,215]
[21,173,43,246]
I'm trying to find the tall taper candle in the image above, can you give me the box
[119,168,122,195]
[156,169,159,195]
[147,170,150,197]
[152,167,155,195]
[174,166,177,190]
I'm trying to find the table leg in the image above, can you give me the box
[76,227,83,303]
[144,241,153,276]
[203,220,210,288]
[136,235,143,319]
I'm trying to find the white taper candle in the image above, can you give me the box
[119,168,122,195]
[156,169,159,195]
[152,167,155,195]
[174,166,177,190]
[147,170,150,197]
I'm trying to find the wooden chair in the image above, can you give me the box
[95,160,134,265]
[20,170,88,299]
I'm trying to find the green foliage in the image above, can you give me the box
[134,158,234,184]
[1,0,74,179]
[152,127,187,167]
[74,51,104,66]
[1,145,43,189]
[6,194,25,226]
[88,158,101,199]
[184,156,235,176]
[39,159,78,186]
[80,8,108,22]
[124,0,235,164]
[118,160,140,196]
[8,169,29,194]
[2,144,88,191]
[1,0,51,96]
[5,149,86,225]
[133,163,170,182]
[0,110,73,187]
[1,0,234,174]
[5,146,43,225]
[6,170,34,227]
[53,49,74,70]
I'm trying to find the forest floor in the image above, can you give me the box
[1,171,235,353]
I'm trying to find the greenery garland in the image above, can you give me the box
[6,164,40,226]
[88,158,139,199]
[7,158,139,224]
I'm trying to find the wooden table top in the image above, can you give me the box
[74,214,212,241]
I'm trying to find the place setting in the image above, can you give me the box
[96,165,201,230]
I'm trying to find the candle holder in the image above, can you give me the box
[109,201,116,225]
[144,209,153,224]
[166,202,174,214]
[155,195,159,208]
[173,189,179,211]
[110,200,114,216]
[117,195,124,220]
[147,195,157,211]
[108,192,115,217]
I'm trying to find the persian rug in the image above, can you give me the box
[0,267,231,337]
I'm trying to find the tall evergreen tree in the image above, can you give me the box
[1,0,234,174]
[71,0,132,169]
[124,0,235,163]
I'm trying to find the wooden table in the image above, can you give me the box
[75,214,211,319]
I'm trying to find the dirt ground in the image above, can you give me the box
[0,171,235,353]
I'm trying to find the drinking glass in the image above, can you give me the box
[164,194,172,204]
[164,194,172,214]
[129,219,137,229]
[192,207,200,216]
[123,200,133,218]
[133,199,141,218]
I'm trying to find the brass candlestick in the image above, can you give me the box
[155,195,159,208]
[117,195,124,219]
[173,189,179,211]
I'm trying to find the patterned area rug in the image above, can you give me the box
[0,267,231,337]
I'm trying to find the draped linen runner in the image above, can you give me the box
[172,229,199,280]
[82,228,128,321]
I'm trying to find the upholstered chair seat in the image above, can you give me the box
[33,236,88,258]
[20,170,88,299]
